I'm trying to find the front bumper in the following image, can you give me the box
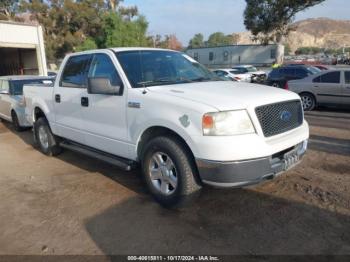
[196,140,307,188]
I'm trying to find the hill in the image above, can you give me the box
[235,18,350,53]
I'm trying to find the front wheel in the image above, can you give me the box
[300,93,316,111]
[141,136,201,207]
[34,118,62,156]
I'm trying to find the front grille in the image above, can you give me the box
[255,100,303,137]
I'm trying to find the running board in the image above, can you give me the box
[60,141,136,171]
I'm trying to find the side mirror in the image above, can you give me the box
[87,77,123,95]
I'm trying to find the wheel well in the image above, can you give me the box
[137,126,199,176]
[299,92,317,102]
[34,107,46,122]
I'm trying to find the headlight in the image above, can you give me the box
[202,110,255,136]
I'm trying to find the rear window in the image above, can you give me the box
[295,68,308,78]
[281,68,295,76]
[10,79,53,95]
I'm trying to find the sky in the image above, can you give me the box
[123,0,350,45]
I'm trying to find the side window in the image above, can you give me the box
[60,55,92,88]
[313,76,321,83]
[270,49,276,59]
[295,69,308,78]
[344,71,350,84]
[320,71,340,84]
[223,51,229,61]
[282,68,295,77]
[214,71,227,77]
[209,52,214,61]
[2,80,9,93]
[88,54,122,87]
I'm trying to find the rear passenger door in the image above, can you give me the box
[312,71,342,105]
[54,54,92,144]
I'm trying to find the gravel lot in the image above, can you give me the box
[0,107,349,256]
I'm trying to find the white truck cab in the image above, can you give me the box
[23,48,309,206]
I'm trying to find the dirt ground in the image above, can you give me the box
[0,107,349,256]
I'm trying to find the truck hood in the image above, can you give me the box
[148,81,300,111]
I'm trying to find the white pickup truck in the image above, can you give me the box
[23,48,309,206]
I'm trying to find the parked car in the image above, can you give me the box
[266,65,320,88]
[313,65,332,71]
[0,76,53,131]
[23,48,309,206]
[212,69,250,82]
[287,69,350,111]
[231,65,267,83]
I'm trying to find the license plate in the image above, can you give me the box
[283,151,300,171]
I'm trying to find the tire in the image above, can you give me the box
[11,111,24,132]
[34,117,62,156]
[300,93,316,111]
[141,136,201,207]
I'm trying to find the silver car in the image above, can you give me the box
[0,76,53,131]
[287,69,350,111]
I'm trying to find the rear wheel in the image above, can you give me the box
[34,118,62,156]
[300,93,316,111]
[11,111,24,132]
[141,136,201,207]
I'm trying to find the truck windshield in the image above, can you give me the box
[115,50,219,88]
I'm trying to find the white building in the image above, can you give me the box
[186,44,281,68]
[0,21,47,76]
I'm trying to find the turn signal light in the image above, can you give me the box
[202,114,214,129]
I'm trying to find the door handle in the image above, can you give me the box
[55,94,61,103]
[81,97,89,107]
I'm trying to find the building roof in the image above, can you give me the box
[186,44,278,51]
[0,75,52,81]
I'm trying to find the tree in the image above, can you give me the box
[162,35,183,50]
[188,33,204,49]
[284,43,291,55]
[76,38,98,52]
[100,12,150,48]
[0,0,19,20]
[205,32,237,47]
[244,0,326,63]
[19,0,149,59]
[206,32,232,47]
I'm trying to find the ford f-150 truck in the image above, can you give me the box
[23,48,309,206]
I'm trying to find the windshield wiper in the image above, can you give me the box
[136,77,193,87]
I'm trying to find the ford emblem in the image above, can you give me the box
[280,111,292,122]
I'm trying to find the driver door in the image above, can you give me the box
[80,52,129,159]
